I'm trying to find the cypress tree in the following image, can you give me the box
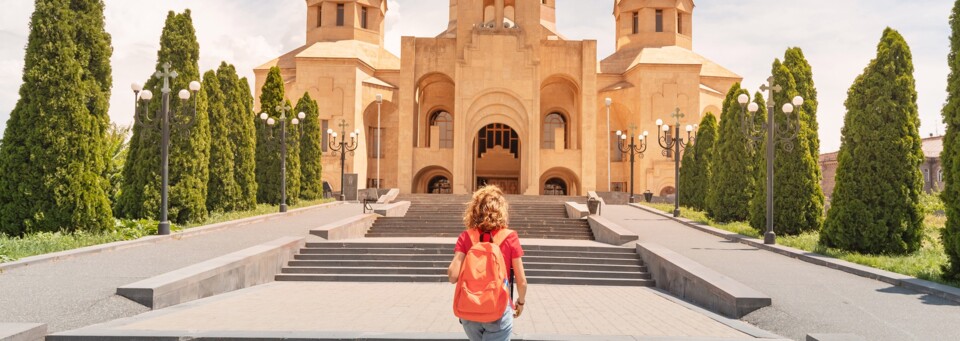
[941,0,960,279]
[217,65,257,211]
[822,28,924,254]
[117,10,210,223]
[678,135,699,209]
[203,70,238,212]
[296,92,323,200]
[679,113,718,211]
[707,84,755,222]
[749,58,823,235]
[0,0,113,235]
[256,67,301,205]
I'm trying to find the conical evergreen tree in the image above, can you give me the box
[117,10,209,223]
[256,67,301,205]
[941,0,960,279]
[707,84,754,222]
[822,28,924,254]
[218,65,258,211]
[203,70,238,212]
[296,92,323,200]
[679,113,717,211]
[0,0,113,235]
[749,58,823,235]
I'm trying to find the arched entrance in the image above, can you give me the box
[544,178,567,196]
[473,123,521,194]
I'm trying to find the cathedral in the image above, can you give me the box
[255,0,740,196]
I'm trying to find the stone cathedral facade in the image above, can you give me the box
[255,0,740,196]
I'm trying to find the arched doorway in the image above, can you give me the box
[428,176,452,194]
[544,178,567,196]
[474,123,521,194]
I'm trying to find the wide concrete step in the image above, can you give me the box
[287,260,646,272]
[365,233,593,240]
[298,248,639,259]
[292,254,636,265]
[276,273,653,286]
[302,242,636,254]
[366,227,591,234]
[280,267,650,280]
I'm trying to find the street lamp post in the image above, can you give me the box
[376,94,382,190]
[327,119,360,201]
[738,76,804,245]
[131,62,200,235]
[605,98,612,192]
[656,108,695,218]
[259,104,305,213]
[615,124,648,203]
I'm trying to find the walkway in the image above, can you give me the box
[50,279,769,340]
[0,203,362,332]
[602,205,960,341]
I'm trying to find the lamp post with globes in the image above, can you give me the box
[737,76,804,245]
[259,103,305,213]
[130,62,201,235]
[656,108,696,218]
[615,124,648,203]
[376,94,382,189]
[327,119,360,201]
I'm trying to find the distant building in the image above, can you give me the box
[819,135,945,199]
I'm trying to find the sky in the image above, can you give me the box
[0,0,953,153]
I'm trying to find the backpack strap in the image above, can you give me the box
[492,228,515,246]
[467,229,480,244]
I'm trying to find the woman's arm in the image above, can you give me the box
[447,252,465,283]
[512,257,528,317]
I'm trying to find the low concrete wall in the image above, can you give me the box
[807,334,866,341]
[116,237,304,310]
[587,215,638,245]
[310,214,378,240]
[0,323,45,341]
[594,191,631,205]
[636,242,772,318]
[373,201,410,217]
[564,202,589,219]
[377,188,400,204]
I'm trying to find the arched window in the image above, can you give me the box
[545,178,567,196]
[542,113,566,149]
[939,169,944,183]
[430,111,453,148]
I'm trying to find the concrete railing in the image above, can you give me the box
[377,188,400,204]
[310,214,378,240]
[636,242,771,318]
[586,215,638,245]
[116,237,305,309]
[373,201,410,217]
[564,202,589,219]
[0,323,46,341]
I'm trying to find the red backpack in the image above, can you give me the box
[453,228,514,323]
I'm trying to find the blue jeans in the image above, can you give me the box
[461,306,514,341]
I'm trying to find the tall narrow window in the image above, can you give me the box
[321,120,329,152]
[923,168,930,183]
[664,129,673,158]
[430,111,454,149]
[632,12,639,34]
[368,127,384,158]
[336,4,345,26]
[542,113,566,149]
[361,7,368,29]
[655,9,663,32]
[677,13,683,34]
[610,132,623,162]
[317,5,323,27]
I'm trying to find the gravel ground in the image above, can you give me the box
[0,203,361,332]
[603,205,960,341]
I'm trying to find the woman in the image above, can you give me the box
[447,185,528,341]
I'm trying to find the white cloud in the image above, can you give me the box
[0,0,953,153]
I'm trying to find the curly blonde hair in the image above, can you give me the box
[463,185,509,232]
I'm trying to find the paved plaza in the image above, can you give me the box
[51,281,770,340]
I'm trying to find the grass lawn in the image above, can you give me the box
[643,202,960,288]
[0,198,333,263]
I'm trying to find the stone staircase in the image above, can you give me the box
[276,241,654,286]
[365,194,593,240]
